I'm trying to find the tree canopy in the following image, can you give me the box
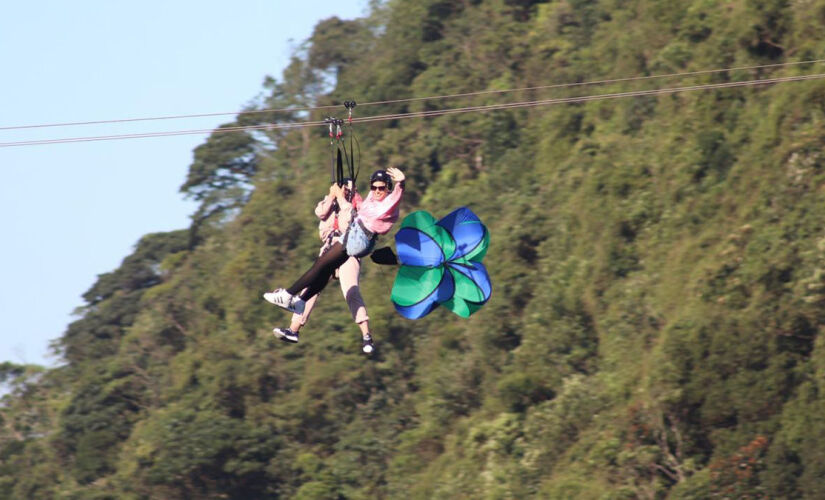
[3,0,825,498]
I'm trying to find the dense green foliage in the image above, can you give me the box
[4,0,825,497]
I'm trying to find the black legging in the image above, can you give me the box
[286,242,350,301]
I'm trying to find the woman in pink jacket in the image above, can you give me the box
[264,167,405,354]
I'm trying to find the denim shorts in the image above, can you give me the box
[344,218,377,258]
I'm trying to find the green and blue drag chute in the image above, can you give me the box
[391,207,491,319]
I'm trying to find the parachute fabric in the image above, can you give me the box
[391,207,491,319]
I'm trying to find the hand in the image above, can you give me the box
[332,184,348,202]
[329,183,338,196]
[387,167,405,183]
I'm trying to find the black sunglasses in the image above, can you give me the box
[371,184,388,192]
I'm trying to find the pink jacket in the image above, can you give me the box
[315,192,363,242]
[356,182,404,235]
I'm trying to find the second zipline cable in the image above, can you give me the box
[2,58,825,132]
[3,72,825,148]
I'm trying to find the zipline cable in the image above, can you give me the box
[351,73,825,124]
[2,58,825,132]
[2,72,824,148]
[0,119,330,147]
[358,58,825,108]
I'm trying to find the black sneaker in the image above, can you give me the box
[361,334,375,354]
[273,327,299,343]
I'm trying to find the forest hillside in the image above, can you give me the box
[3,0,825,498]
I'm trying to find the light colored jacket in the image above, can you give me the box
[356,183,404,235]
[315,192,363,242]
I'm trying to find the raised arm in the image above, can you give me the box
[382,167,406,207]
[314,184,338,219]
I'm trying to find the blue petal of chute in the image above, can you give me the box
[436,207,488,261]
[393,266,456,319]
[395,227,446,267]
[447,260,492,303]
[394,297,441,320]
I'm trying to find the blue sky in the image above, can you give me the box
[0,0,366,367]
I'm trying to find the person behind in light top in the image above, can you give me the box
[269,178,370,347]
[264,167,405,354]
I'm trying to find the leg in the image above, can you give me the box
[291,241,333,331]
[272,287,320,344]
[338,256,369,329]
[286,242,349,301]
[338,256,374,354]
[290,289,319,332]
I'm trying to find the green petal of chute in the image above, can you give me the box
[399,210,456,263]
[442,296,485,318]
[391,265,445,307]
[450,264,488,303]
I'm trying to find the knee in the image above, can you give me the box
[344,285,364,304]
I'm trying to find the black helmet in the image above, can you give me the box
[370,169,392,190]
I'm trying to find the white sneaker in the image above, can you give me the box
[263,288,305,314]
[263,288,289,307]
